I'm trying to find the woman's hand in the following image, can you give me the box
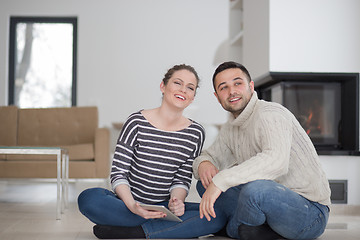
[115,184,165,219]
[169,188,187,216]
[168,197,185,216]
[129,202,166,219]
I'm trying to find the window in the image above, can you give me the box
[8,17,77,108]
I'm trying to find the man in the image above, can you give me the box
[193,61,331,240]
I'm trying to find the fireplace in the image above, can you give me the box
[255,72,359,155]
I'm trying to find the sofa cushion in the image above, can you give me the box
[0,160,98,178]
[0,106,18,146]
[17,107,98,146]
[63,143,95,160]
[3,143,94,161]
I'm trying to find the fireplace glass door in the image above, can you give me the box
[268,82,341,148]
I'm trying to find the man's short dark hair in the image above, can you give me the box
[212,61,252,91]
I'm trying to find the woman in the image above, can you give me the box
[78,64,226,239]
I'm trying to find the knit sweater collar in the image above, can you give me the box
[229,91,258,127]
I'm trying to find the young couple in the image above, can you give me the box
[78,62,331,240]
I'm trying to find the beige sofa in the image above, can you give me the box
[0,106,110,178]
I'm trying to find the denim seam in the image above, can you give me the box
[141,224,148,239]
[296,212,325,239]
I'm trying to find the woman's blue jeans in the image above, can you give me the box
[197,180,329,239]
[78,187,226,239]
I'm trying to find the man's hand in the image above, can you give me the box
[199,182,222,221]
[198,161,219,189]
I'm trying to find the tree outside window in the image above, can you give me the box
[9,17,77,108]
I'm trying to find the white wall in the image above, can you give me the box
[0,0,230,127]
[243,0,270,79]
[320,156,360,205]
[269,0,360,73]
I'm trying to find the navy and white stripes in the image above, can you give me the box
[111,111,205,204]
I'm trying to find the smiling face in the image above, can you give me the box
[160,69,197,110]
[214,68,254,118]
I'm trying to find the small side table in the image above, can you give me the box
[0,146,69,220]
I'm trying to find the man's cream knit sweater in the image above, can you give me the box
[193,92,331,206]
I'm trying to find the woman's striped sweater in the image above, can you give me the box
[111,111,205,204]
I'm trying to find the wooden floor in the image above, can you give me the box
[0,179,359,240]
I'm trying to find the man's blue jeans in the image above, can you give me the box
[197,180,329,239]
[78,187,226,239]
